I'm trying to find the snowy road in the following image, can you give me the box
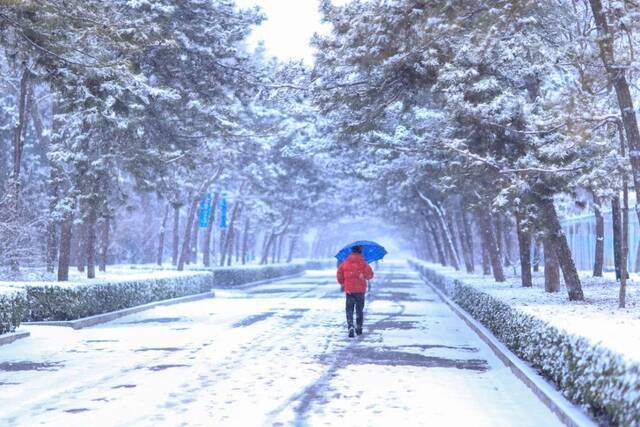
[0,263,562,426]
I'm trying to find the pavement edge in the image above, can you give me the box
[419,274,596,427]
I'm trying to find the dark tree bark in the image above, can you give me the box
[171,204,180,266]
[503,216,514,267]
[593,197,604,277]
[543,237,560,293]
[202,193,219,267]
[76,222,86,273]
[461,209,475,271]
[190,220,199,264]
[178,197,198,271]
[477,208,505,282]
[221,202,242,266]
[515,211,532,287]
[588,0,640,230]
[495,215,505,268]
[456,210,474,273]
[6,67,31,271]
[86,200,98,279]
[57,213,73,281]
[612,197,622,281]
[276,233,285,263]
[157,204,170,266]
[99,216,109,272]
[226,228,235,266]
[46,176,60,273]
[481,245,491,275]
[235,230,241,263]
[260,232,275,265]
[425,218,446,266]
[620,181,629,308]
[538,197,583,300]
[242,218,250,265]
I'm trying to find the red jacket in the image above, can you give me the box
[337,253,374,293]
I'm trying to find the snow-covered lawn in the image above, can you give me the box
[420,263,640,362]
[0,264,561,426]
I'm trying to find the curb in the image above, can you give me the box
[419,274,596,427]
[24,291,215,330]
[0,330,30,347]
[219,272,305,290]
[22,271,310,330]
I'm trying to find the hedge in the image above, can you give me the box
[408,258,640,426]
[16,260,334,324]
[0,288,28,334]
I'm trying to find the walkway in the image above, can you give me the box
[0,263,561,426]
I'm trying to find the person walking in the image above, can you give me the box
[336,245,374,338]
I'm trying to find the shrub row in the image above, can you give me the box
[210,262,307,288]
[15,260,332,324]
[0,288,28,334]
[408,258,640,426]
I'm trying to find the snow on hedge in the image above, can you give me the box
[0,287,27,334]
[0,261,334,324]
[408,258,640,426]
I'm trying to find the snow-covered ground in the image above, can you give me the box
[0,263,561,426]
[0,265,209,286]
[421,263,640,362]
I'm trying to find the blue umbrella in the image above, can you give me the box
[335,240,388,264]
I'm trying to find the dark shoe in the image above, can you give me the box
[356,327,362,336]
[348,327,355,338]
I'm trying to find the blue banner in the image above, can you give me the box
[198,193,212,228]
[219,193,227,230]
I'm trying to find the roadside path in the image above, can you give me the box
[0,263,562,426]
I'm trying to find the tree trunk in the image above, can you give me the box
[276,233,285,263]
[202,193,219,267]
[76,222,86,273]
[235,230,241,263]
[46,174,60,273]
[221,202,243,266]
[461,209,475,271]
[157,204,170,266]
[503,216,514,267]
[99,216,109,272]
[477,208,505,282]
[481,245,491,275]
[287,229,299,263]
[171,204,180,266]
[242,218,250,265]
[7,67,31,271]
[456,210,474,273]
[260,232,275,265]
[426,219,446,266]
[226,228,235,266]
[532,240,541,272]
[612,197,622,281]
[620,181,629,308]
[86,200,97,279]
[515,211,532,287]
[57,213,73,282]
[178,197,198,271]
[543,237,560,293]
[190,221,199,265]
[495,215,504,268]
[538,197,583,300]
[593,196,604,277]
[588,0,640,231]
[435,205,460,270]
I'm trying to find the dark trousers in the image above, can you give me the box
[345,292,365,329]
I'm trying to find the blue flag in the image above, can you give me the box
[198,193,212,228]
[219,194,227,230]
